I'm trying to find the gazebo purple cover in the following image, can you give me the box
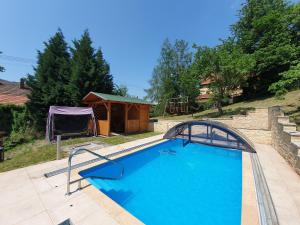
[46,106,97,141]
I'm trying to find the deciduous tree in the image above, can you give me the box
[146,39,196,114]
[269,62,300,97]
[232,0,299,96]
[193,40,255,114]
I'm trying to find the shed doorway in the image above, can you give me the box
[111,103,125,134]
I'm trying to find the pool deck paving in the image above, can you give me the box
[0,135,299,225]
[0,134,164,225]
[255,143,300,225]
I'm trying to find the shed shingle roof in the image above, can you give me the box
[83,92,153,105]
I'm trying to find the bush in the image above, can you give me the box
[149,104,165,117]
[11,108,30,133]
[0,105,25,134]
[1,105,36,150]
[269,63,300,98]
[197,100,215,111]
[3,129,35,150]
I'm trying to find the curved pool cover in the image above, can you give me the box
[80,139,242,225]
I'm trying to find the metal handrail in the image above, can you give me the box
[66,147,124,195]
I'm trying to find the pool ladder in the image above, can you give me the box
[66,147,124,195]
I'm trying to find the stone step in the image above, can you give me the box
[247,111,258,117]
[288,131,300,142]
[277,116,290,123]
[292,141,300,157]
[232,115,247,120]
[254,108,268,113]
[284,126,297,132]
[296,156,300,168]
[289,141,300,157]
[280,122,297,131]
[247,111,268,118]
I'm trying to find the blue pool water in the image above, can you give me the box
[79,139,242,225]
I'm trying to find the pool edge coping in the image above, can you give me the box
[250,153,279,225]
[72,140,262,225]
[70,138,167,225]
[242,152,260,225]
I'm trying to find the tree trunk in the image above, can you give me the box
[216,88,224,115]
[216,100,223,115]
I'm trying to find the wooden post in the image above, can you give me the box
[107,102,111,136]
[125,103,128,134]
[56,135,61,160]
[137,105,142,132]
[137,104,141,132]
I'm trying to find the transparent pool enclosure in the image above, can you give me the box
[163,120,255,153]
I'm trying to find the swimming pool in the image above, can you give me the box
[79,139,242,225]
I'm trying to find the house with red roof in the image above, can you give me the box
[197,78,243,102]
[198,79,212,100]
[0,78,30,105]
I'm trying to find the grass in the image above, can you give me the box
[2,90,299,172]
[157,90,300,122]
[0,131,161,173]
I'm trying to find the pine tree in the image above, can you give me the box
[26,29,71,131]
[114,84,128,96]
[68,30,97,105]
[95,49,114,94]
[68,30,114,105]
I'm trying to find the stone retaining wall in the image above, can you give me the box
[213,108,270,130]
[269,107,300,175]
[149,107,300,175]
[236,129,272,145]
[149,108,272,144]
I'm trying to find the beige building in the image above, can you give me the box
[197,79,243,102]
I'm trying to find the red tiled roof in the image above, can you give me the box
[200,79,212,85]
[0,79,30,105]
[197,94,211,100]
[0,94,28,105]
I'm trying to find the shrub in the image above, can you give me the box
[3,129,35,150]
[0,105,25,134]
[1,105,36,150]
[149,104,165,118]
[269,63,300,98]
[11,108,30,133]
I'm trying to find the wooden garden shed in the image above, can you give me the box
[82,92,153,136]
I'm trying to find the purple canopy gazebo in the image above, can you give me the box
[46,106,97,141]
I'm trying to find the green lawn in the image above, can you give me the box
[157,90,300,122]
[2,91,299,173]
[0,132,161,173]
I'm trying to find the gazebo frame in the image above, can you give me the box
[82,92,152,136]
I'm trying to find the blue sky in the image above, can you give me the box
[0,0,298,97]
